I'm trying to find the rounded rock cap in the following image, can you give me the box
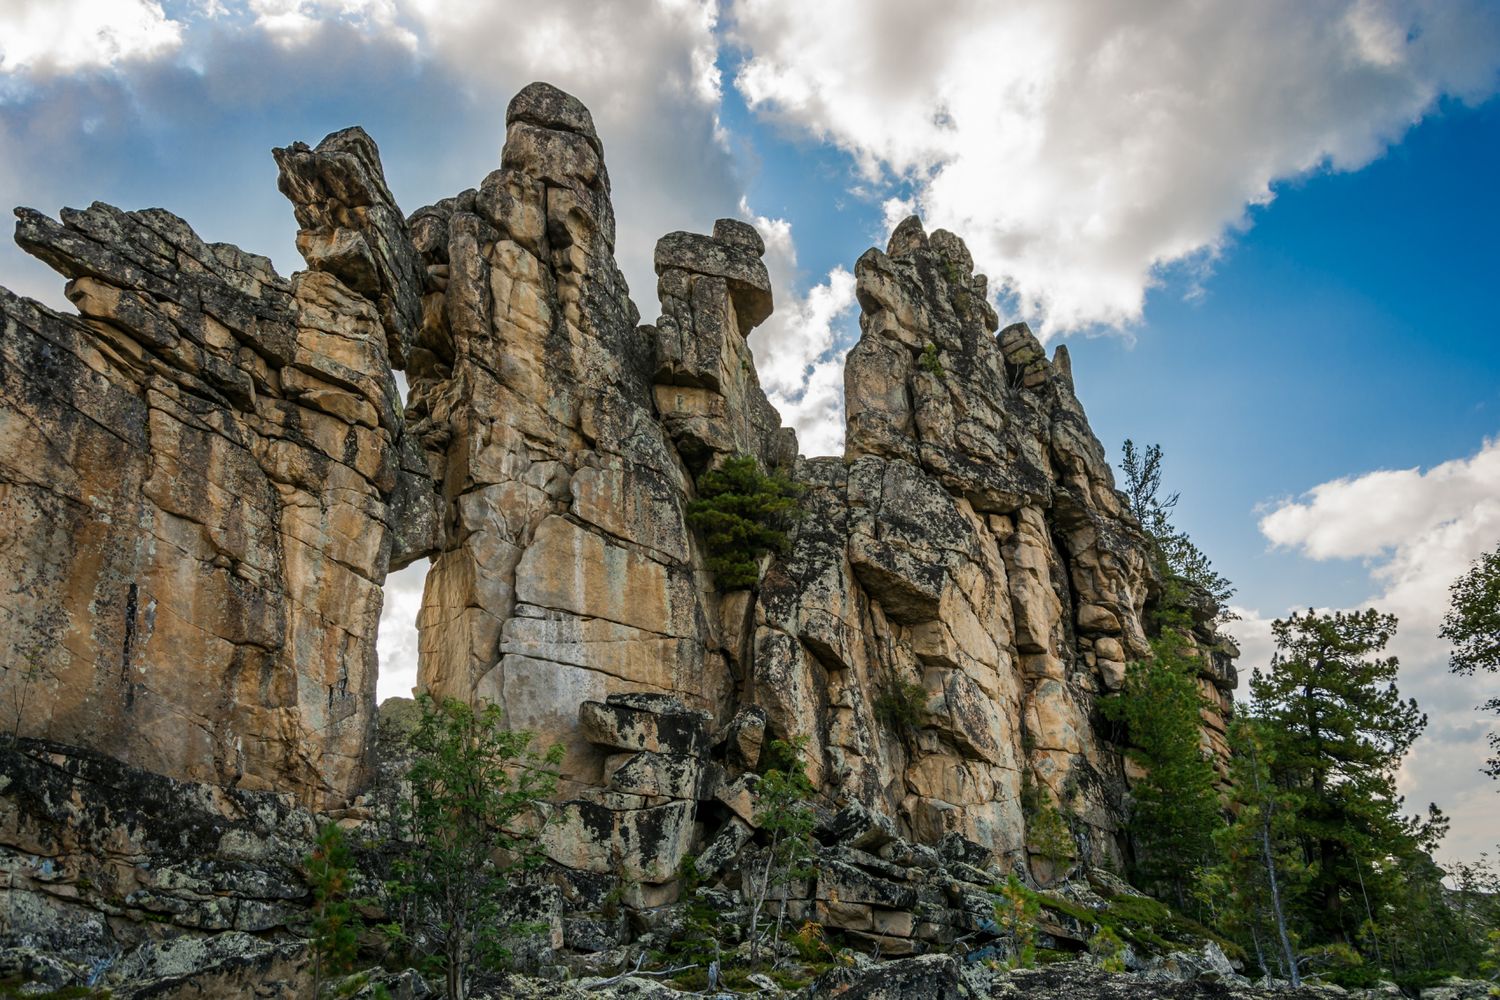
[713,218,766,257]
[506,82,597,139]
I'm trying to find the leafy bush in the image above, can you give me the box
[686,455,803,590]
[919,342,944,376]
[652,854,735,982]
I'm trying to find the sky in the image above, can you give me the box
[1,0,1497,862]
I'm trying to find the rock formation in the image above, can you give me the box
[0,145,431,804]
[0,81,1241,989]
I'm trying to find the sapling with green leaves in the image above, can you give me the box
[1119,439,1236,620]
[747,738,818,967]
[383,694,563,1000]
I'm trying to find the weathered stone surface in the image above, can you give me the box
[274,126,425,369]
[0,739,316,995]
[580,696,709,756]
[654,229,773,332]
[2,178,433,804]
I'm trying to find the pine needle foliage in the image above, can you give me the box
[1248,609,1436,953]
[1101,629,1222,911]
[305,822,361,998]
[1440,543,1500,779]
[687,455,803,590]
[1120,440,1236,621]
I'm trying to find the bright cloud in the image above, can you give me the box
[1252,437,1500,860]
[731,0,1500,333]
[745,206,857,456]
[246,0,417,50]
[0,0,184,75]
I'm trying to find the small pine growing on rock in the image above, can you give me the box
[305,822,361,998]
[687,455,803,590]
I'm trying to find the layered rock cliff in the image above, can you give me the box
[0,80,1237,904]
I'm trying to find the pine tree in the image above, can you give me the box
[1208,717,1306,985]
[305,822,361,997]
[1249,609,1431,949]
[686,454,803,590]
[1439,543,1500,779]
[1102,628,1222,911]
[1119,440,1236,619]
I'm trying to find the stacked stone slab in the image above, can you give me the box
[540,693,708,891]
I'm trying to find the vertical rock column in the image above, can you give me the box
[403,84,742,795]
[0,124,432,804]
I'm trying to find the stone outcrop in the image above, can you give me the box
[0,143,435,803]
[0,737,316,997]
[0,81,1242,983]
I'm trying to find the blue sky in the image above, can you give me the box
[2,0,1498,860]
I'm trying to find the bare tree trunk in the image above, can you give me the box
[1352,846,1383,969]
[1244,738,1298,987]
[1249,919,1267,977]
[748,832,780,967]
[1250,759,1298,988]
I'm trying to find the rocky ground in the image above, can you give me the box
[284,956,1500,1000]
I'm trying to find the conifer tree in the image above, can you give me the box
[1119,439,1235,617]
[1440,542,1500,779]
[305,821,361,998]
[1209,716,1305,985]
[686,454,803,590]
[1102,627,1222,910]
[1249,609,1432,948]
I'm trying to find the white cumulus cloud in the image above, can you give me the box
[745,206,858,456]
[730,0,1500,333]
[1253,437,1500,860]
[0,0,184,75]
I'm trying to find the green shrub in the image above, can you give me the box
[651,859,726,978]
[1089,926,1128,972]
[1301,942,1372,987]
[874,679,927,732]
[919,342,944,376]
[686,455,803,590]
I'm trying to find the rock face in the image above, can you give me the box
[0,136,434,803]
[0,80,1236,887]
[0,737,315,997]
